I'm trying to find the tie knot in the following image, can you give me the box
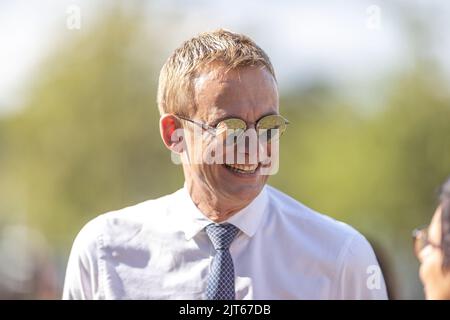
[205,223,239,250]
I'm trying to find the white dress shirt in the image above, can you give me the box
[63,184,387,300]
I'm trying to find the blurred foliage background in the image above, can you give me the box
[0,1,449,299]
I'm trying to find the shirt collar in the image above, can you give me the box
[177,183,269,241]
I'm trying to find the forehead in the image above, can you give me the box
[193,63,278,121]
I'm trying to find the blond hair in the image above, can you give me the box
[157,29,276,116]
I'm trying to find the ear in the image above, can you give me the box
[159,114,185,153]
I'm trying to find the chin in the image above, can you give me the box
[212,164,268,201]
[424,287,449,300]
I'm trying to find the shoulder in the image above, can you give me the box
[264,185,363,244]
[71,189,181,255]
[264,185,386,299]
[63,190,181,299]
[263,185,377,268]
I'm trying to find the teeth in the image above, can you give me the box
[225,163,258,173]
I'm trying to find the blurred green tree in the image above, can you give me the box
[0,4,449,299]
[2,9,183,250]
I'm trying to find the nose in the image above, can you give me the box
[235,129,259,158]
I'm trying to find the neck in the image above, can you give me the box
[185,179,251,223]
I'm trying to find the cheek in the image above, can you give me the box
[186,133,217,164]
[420,251,447,298]
[258,140,279,163]
[419,260,433,285]
[183,133,199,162]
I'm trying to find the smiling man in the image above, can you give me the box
[63,29,387,299]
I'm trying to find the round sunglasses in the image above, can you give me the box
[175,114,290,144]
[412,226,442,259]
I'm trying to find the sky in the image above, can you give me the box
[1,0,449,116]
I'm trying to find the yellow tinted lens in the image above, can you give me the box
[217,118,247,131]
[413,228,427,257]
[216,118,246,145]
[256,115,288,140]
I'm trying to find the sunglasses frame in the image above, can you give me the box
[412,225,442,258]
[175,114,290,142]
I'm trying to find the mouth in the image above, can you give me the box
[223,163,260,175]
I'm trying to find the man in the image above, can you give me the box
[63,29,387,299]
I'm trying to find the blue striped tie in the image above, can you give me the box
[205,223,240,300]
